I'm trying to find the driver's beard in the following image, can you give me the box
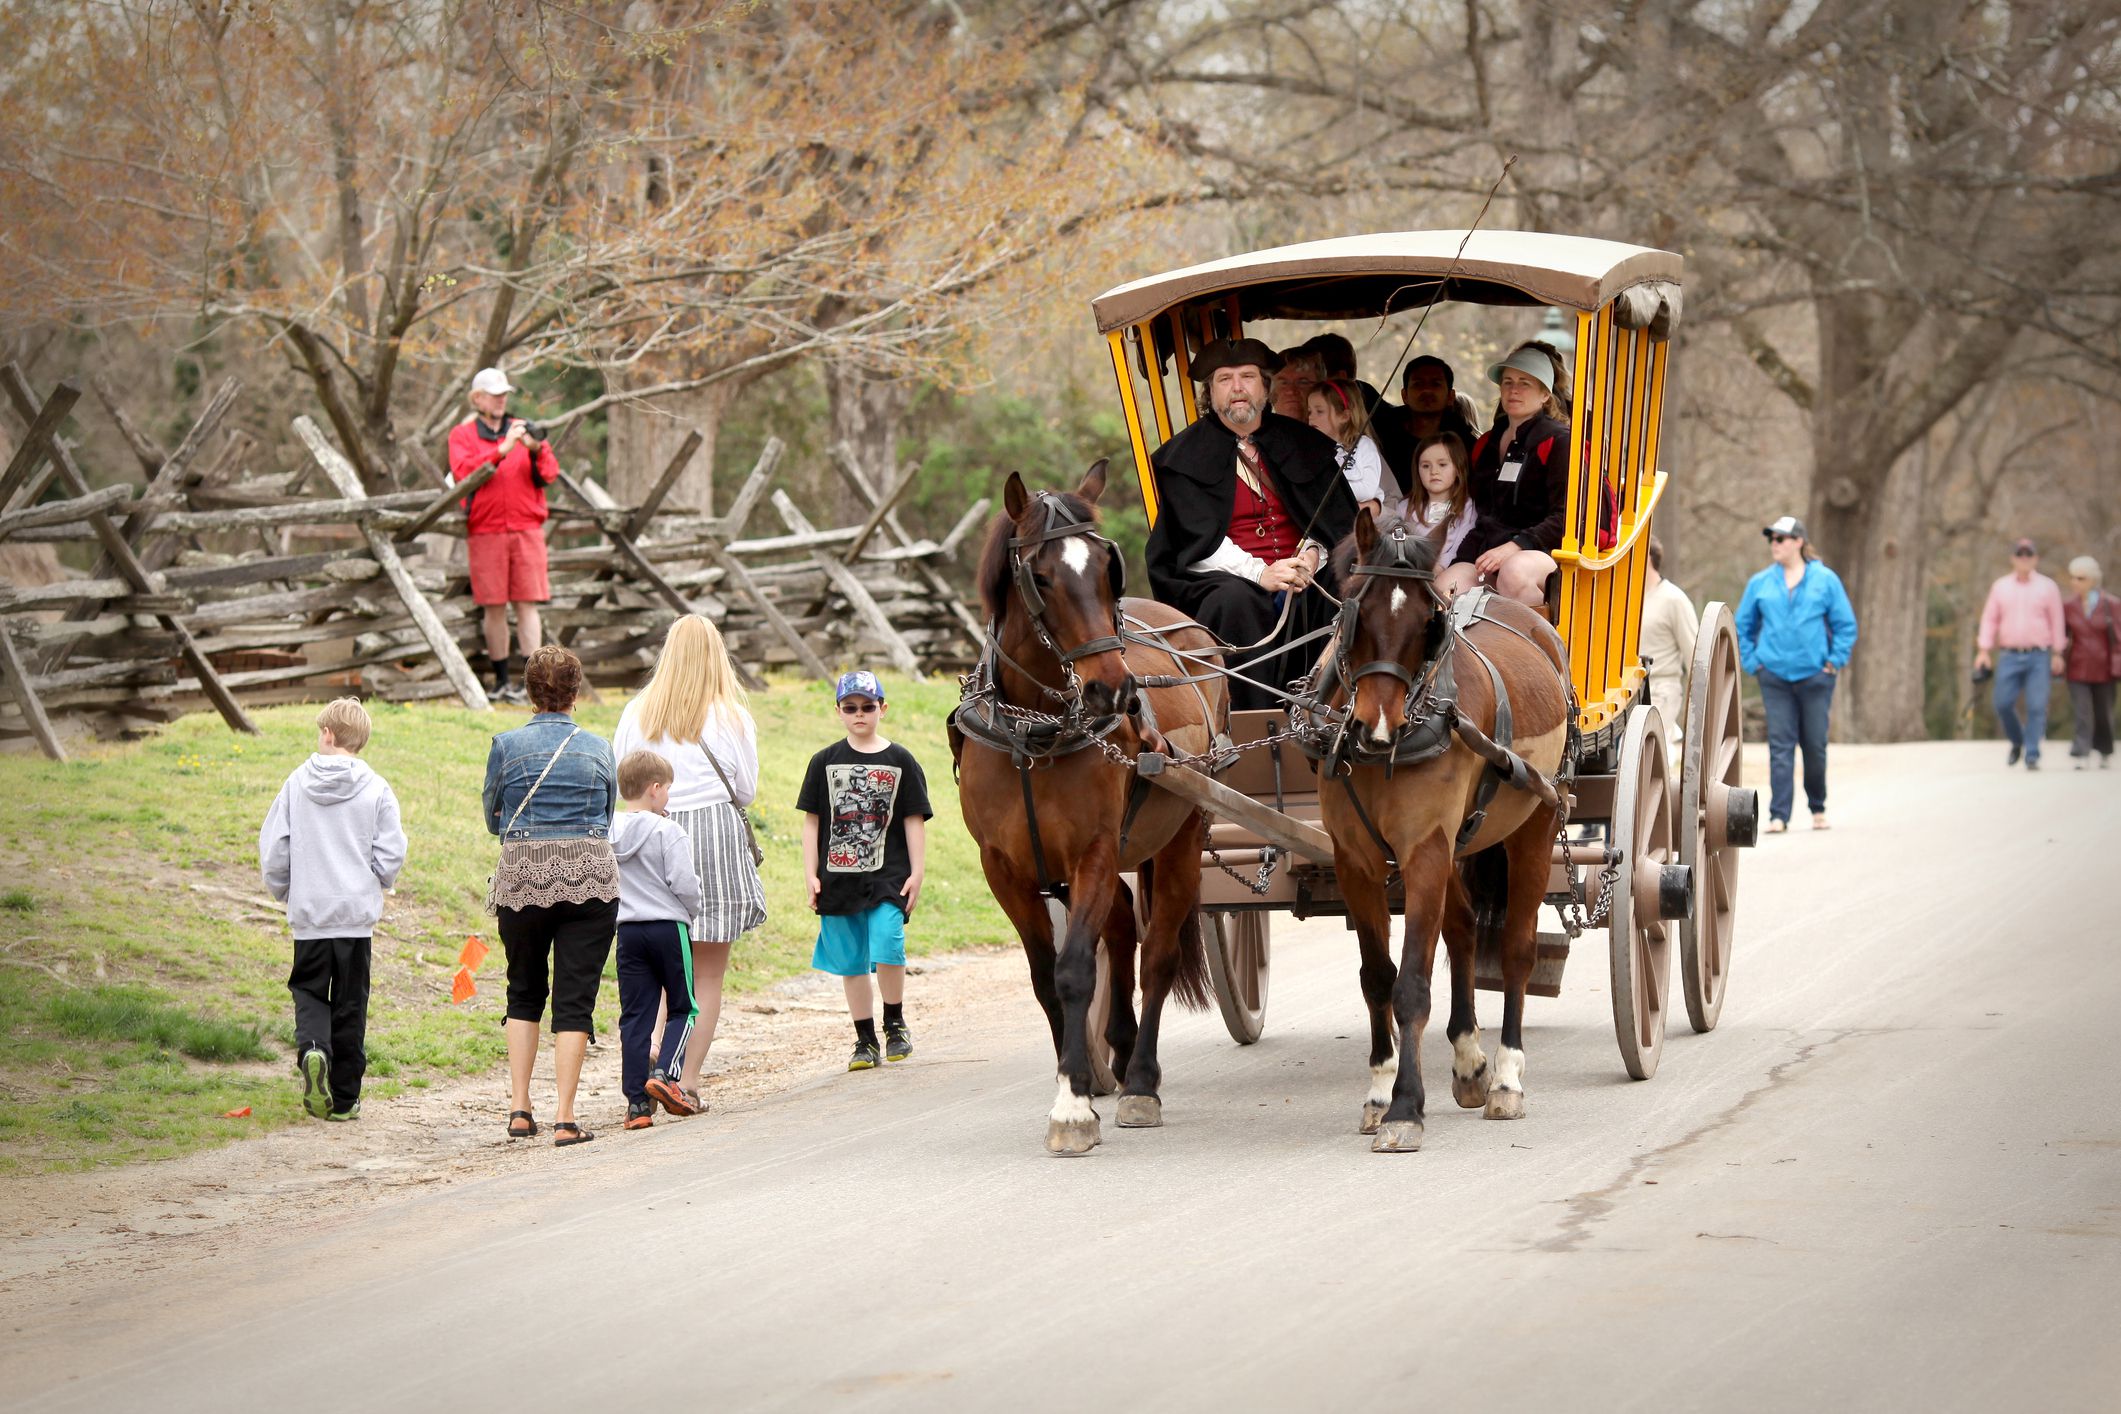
[1214,392,1263,434]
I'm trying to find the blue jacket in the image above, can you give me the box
[1736,560,1859,680]
[483,713,617,841]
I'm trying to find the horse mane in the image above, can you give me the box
[975,488,1101,622]
[1330,511,1440,585]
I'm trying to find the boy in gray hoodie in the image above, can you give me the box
[258,698,407,1120]
[611,749,704,1129]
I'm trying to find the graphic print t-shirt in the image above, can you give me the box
[795,740,933,917]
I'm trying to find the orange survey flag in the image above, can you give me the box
[459,935,489,970]
[451,967,477,1003]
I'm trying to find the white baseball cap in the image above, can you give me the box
[469,367,513,397]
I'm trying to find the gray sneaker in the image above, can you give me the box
[884,1021,913,1063]
[495,683,529,706]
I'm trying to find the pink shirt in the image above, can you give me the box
[1977,572,2066,651]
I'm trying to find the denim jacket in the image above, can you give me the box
[482,713,618,841]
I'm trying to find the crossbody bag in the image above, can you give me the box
[484,726,584,913]
[697,737,766,868]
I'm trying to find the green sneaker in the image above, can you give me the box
[848,1038,881,1071]
[298,1048,331,1118]
[326,1102,361,1122]
[884,1021,913,1063]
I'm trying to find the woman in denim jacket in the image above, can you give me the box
[482,645,619,1146]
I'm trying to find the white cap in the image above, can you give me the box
[469,367,513,397]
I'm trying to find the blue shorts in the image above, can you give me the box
[812,902,907,976]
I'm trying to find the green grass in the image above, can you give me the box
[0,673,1005,1170]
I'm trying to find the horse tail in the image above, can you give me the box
[1171,902,1213,1011]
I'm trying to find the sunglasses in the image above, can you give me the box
[1770,534,1799,544]
[2012,551,2036,559]
[838,700,880,714]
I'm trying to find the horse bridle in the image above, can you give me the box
[1007,492,1127,668]
[1333,522,1451,735]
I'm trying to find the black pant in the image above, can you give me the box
[499,897,618,1036]
[616,920,695,1103]
[1192,573,1336,712]
[287,937,372,1112]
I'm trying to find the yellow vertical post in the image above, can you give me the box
[1640,340,1669,515]
[1563,310,1596,707]
[1591,304,1620,708]
[1172,310,1199,422]
[1139,322,1174,443]
[1107,330,1157,526]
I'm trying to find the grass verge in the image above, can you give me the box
[0,672,1004,1171]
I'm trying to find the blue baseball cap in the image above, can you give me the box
[834,670,885,703]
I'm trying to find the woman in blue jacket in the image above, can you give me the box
[1735,516,1859,832]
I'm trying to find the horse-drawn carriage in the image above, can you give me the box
[955,231,1758,1154]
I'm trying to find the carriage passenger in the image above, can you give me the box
[1146,338,1358,712]
[1398,432,1477,571]
[1269,345,1326,422]
[1301,333,1413,489]
[1305,378,1388,515]
[1434,343,1570,607]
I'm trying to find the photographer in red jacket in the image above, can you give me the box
[449,368,559,704]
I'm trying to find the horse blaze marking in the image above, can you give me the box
[1060,537,1091,577]
[1390,586,1407,615]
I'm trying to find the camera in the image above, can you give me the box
[512,418,546,444]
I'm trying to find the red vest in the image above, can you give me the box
[1230,468,1301,564]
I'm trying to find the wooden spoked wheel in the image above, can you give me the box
[1679,602,1745,1034]
[1608,704,1677,1081]
[1203,910,1269,1045]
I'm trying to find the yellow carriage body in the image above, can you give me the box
[1089,230,1684,740]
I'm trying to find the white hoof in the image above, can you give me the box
[1046,1116,1102,1155]
[1115,1094,1163,1128]
[1371,1119,1425,1153]
[1484,1087,1525,1121]
[1359,1102,1387,1135]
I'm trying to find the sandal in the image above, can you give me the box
[1764,819,1788,834]
[507,1110,538,1139]
[553,1121,595,1148]
[1811,814,1831,830]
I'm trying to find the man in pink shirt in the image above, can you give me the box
[1975,537,2068,770]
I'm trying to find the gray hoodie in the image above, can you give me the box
[258,754,407,941]
[611,809,702,926]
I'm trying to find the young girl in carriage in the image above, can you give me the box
[1398,431,1478,576]
[1305,377,1388,515]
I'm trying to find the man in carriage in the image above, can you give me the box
[1145,337,1359,711]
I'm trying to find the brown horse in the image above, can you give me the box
[953,463,1226,1155]
[1310,509,1573,1152]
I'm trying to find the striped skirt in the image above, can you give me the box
[670,802,767,943]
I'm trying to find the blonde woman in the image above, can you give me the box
[613,615,765,1113]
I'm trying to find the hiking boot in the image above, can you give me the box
[884,1020,913,1063]
[645,1071,697,1117]
[326,1102,360,1122]
[848,1038,881,1071]
[298,1047,331,1118]
[624,1099,655,1131]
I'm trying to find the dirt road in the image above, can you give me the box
[6,741,2119,1411]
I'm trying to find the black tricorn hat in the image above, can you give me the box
[1191,337,1283,382]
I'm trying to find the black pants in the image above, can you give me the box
[287,937,372,1112]
[616,920,695,1103]
[498,897,618,1036]
[1191,573,1337,712]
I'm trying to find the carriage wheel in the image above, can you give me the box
[1679,603,1748,1034]
[1608,704,1677,1080]
[1203,910,1269,1045]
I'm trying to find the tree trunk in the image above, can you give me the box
[1814,446,1929,742]
[606,380,734,515]
[822,359,912,521]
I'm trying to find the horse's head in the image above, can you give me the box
[1334,507,1444,747]
[978,460,1132,718]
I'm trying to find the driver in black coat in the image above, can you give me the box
[1146,338,1357,711]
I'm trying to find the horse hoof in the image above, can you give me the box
[1371,1120,1424,1153]
[1046,1117,1102,1155]
[1359,1102,1386,1135]
[1452,1065,1492,1109]
[1115,1095,1163,1128]
[1484,1088,1525,1121]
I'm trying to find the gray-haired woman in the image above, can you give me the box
[2062,556,2120,768]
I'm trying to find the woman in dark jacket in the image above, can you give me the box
[2062,555,2119,768]
[1435,341,1570,607]
[481,645,619,1145]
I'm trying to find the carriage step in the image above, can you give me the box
[1472,931,1570,999]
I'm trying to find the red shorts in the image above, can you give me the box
[466,528,550,606]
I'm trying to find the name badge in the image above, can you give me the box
[1499,455,1524,485]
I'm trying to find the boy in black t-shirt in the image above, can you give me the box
[797,670,932,1070]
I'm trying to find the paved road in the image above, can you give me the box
[8,742,2119,1412]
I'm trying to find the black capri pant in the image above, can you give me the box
[498,897,619,1035]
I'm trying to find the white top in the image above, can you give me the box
[1334,436,1386,506]
[1639,576,1700,689]
[612,698,760,811]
